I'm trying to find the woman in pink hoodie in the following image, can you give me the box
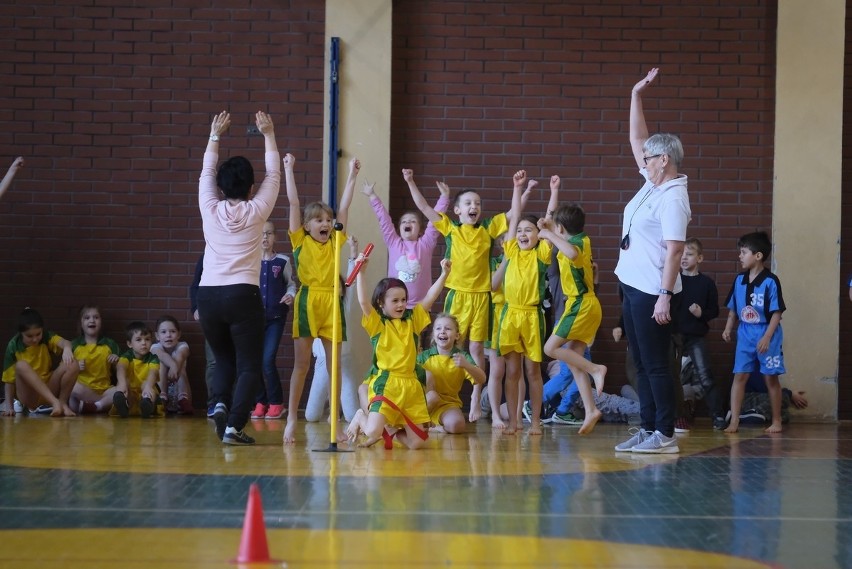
[197,110,280,446]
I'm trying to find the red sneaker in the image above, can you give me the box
[265,404,286,420]
[79,401,98,414]
[250,403,268,419]
[674,417,691,434]
[177,397,194,416]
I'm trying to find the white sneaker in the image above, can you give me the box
[631,430,680,454]
[13,399,24,414]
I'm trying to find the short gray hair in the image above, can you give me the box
[644,133,684,168]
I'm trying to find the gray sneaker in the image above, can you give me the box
[550,411,583,426]
[212,403,228,440]
[631,430,680,454]
[614,428,650,452]
[223,426,255,445]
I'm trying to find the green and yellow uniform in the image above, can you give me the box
[487,253,505,351]
[289,227,346,342]
[71,336,121,393]
[434,212,508,343]
[552,232,601,345]
[2,331,66,384]
[418,346,477,425]
[364,304,431,429]
[112,350,160,417]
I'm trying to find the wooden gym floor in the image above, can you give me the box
[0,414,848,568]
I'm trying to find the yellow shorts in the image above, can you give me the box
[553,294,602,345]
[428,392,462,425]
[368,371,430,428]
[292,286,346,342]
[444,289,491,343]
[496,304,546,362]
[485,302,504,350]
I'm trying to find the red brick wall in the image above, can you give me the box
[0,1,327,408]
[390,0,777,399]
[0,1,786,413]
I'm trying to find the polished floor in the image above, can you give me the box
[0,413,848,568]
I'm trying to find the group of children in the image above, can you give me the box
[0,152,795,447]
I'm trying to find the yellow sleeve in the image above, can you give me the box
[432,213,452,237]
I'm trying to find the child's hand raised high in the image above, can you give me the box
[402,168,414,183]
[349,158,361,175]
[512,169,527,189]
[283,153,295,169]
[537,217,555,232]
[550,174,561,191]
[361,181,376,197]
[436,181,450,197]
[254,111,274,135]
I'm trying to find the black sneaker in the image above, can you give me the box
[223,426,255,445]
[713,415,728,430]
[140,397,155,418]
[113,392,130,418]
[212,403,228,439]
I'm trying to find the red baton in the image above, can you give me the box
[345,243,374,287]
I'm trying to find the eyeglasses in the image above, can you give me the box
[643,154,662,165]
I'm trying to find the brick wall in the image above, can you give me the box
[390,0,777,399]
[0,0,786,413]
[0,1,327,408]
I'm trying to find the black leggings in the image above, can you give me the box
[197,284,264,431]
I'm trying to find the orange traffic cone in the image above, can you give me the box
[234,483,273,564]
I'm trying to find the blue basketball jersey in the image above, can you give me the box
[725,269,785,325]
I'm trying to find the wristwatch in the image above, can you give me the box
[658,288,673,296]
[209,134,220,142]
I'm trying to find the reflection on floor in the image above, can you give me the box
[0,415,848,568]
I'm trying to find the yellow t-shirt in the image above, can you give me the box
[558,232,595,299]
[118,350,160,392]
[72,336,121,392]
[502,238,552,307]
[363,304,431,378]
[2,332,65,384]
[289,227,347,289]
[417,346,476,406]
[434,212,508,293]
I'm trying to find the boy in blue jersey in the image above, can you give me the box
[722,231,785,434]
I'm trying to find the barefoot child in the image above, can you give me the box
[2,308,78,417]
[420,313,485,434]
[69,305,121,414]
[722,231,786,434]
[537,193,607,435]
[283,153,359,443]
[151,315,193,415]
[490,170,556,435]
[113,322,160,418]
[362,169,449,306]
[345,256,451,449]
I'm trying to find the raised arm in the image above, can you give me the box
[283,153,301,233]
[537,218,578,260]
[355,253,373,317]
[0,157,24,200]
[251,111,281,215]
[629,68,658,169]
[545,175,560,219]
[336,157,360,230]
[421,259,451,312]
[206,111,231,155]
[403,169,441,223]
[506,170,527,238]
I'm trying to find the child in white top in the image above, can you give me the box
[151,315,193,414]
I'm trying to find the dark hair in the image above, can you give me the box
[553,204,585,235]
[371,278,408,313]
[216,156,255,200]
[18,308,44,333]
[738,231,772,260]
[518,214,539,228]
[125,321,153,342]
[684,237,704,255]
[155,315,181,333]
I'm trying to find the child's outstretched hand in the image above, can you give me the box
[436,181,450,197]
[255,111,274,135]
[402,168,414,183]
[361,181,376,197]
[537,217,554,232]
[283,153,295,169]
[512,169,527,189]
[349,158,361,175]
[348,234,359,258]
[791,391,809,409]
[10,157,24,172]
[210,111,231,137]
[550,174,561,192]
[523,178,537,202]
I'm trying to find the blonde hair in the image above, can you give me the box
[303,201,334,225]
[431,312,464,348]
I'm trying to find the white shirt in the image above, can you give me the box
[614,168,691,295]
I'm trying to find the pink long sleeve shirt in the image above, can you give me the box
[369,194,449,307]
[198,150,280,286]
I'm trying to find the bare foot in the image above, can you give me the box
[528,423,542,436]
[590,365,607,397]
[504,422,517,435]
[765,422,782,434]
[62,403,77,417]
[468,406,481,423]
[345,409,364,442]
[491,417,506,430]
[578,408,601,435]
[359,435,382,448]
[430,425,446,433]
[724,422,739,434]
[283,420,298,444]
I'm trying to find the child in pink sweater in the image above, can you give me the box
[360,169,450,307]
